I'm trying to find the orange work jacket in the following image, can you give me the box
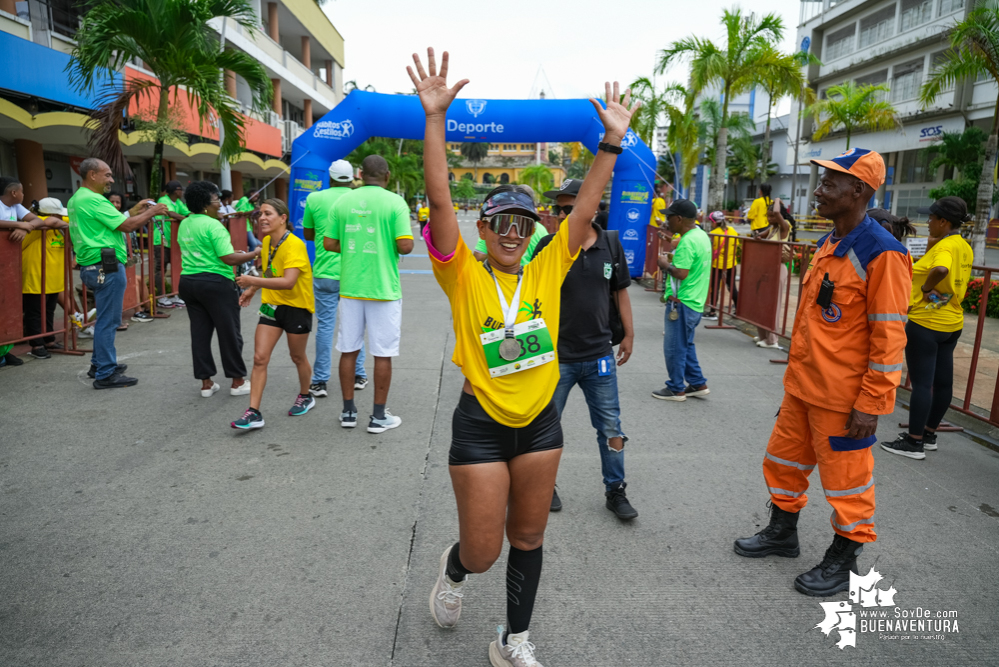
[784,216,912,415]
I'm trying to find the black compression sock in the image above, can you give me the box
[374,403,386,419]
[446,542,471,582]
[343,398,356,413]
[506,544,543,635]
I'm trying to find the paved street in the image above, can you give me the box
[2,213,998,666]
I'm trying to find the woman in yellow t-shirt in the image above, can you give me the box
[746,183,773,233]
[704,210,739,319]
[881,197,973,460]
[232,199,315,429]
[408,48,637,664]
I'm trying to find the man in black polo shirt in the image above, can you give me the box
[533,179,637,520]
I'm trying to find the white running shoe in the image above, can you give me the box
[367,412,401,434]
[157,297,174,308]
[429,545,465,628]
[230,382,251,396]
[170,295,186,307]
[201,382,221,398]
[78,326,95,339]
[489,627,544,667]
[340,410,358,428]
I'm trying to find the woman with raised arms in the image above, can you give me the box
[408,47,637,666]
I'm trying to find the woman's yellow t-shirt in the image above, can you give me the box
[747,197,770,231]
[430,223,578,427]
[261,232,314,313]
[21,228,65,294]
[709,226,740,269]
[908,234,973,332]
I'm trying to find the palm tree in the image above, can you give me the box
[804,81,901,149]
[460,142,490,183]
[662,85,700,196]
[697,98,757,169]
[729,134,777,200]
[656,8,784,211]
[921,0,999,265]
[752,45,817,180]
[517,164,553,198]
[69,0,272,197]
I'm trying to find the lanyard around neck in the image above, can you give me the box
[483,260,524,337]
[266,231,290,275]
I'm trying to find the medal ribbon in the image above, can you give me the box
[484,261,524,339]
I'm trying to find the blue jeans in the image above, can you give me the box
[312,277,365,384]
[80,263,126,380]
[663,301,707,392]
[247,230,261,251]
[551,358,627,491]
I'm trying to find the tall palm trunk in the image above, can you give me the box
[709,89,731,211]
[761,96,773,184]
[148,87,170,198]
[972,96,999,266]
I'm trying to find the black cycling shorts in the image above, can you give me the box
[259,305,312,334]
[449,392,563,465]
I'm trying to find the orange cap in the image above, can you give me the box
[810,148,885,191]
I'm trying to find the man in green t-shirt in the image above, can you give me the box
[154,180,190,307]
[652,198,712,402]
[302,159,366,398]
[67,158,167,388]
[232,191,260,250]
[324,155,414,433]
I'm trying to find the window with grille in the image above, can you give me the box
[825,24,856,61]
[901,0,933,30]
[929,51,955,91]
[894,188,933,217]
[859,6,896,47]
[939,0,964,15]
[891,58,924,102]
[856,69,890,101]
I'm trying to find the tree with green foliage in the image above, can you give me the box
[657,7,784,211]
[517,164,554,198]
[804,81,900,149]
[346,137,425,201]
[69,0,272,196]
[921,0,999,265]
[459,142,490,183]
[924,127,994,216]
[451,178,477,202]
[752,45,817,179]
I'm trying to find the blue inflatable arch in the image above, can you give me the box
[289,90,657,277]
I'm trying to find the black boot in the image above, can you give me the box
[605,482,638,520]
[733,501,800,558]
[793,533,863,597]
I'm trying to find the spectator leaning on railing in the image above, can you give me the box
[67,158,167,389]
[21,197,71,360]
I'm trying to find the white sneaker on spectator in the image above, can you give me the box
[79,326,95,339]
[201,382,221,398]
[756,340,781,349]
[230,382,251,396]
[157,297,174,308]
[170,296,186,307]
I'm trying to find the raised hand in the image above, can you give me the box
[589,82,639,142]
[407,48,469,118]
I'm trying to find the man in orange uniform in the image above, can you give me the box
[734,148,912,597]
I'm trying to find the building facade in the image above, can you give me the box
[790,0,996,217]
[0,0,344,204]
[447,142,565,190]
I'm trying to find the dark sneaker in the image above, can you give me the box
[367,412,401,433]
[550,486,562,512]
[684,384,710,398]
[131,311,153,323]
[231,408,264,430]
[88,363,127,379]
[652,387,686,401]
[340,410,358,428]
[1,352,23,366]
[28,346,51,359]
[354,375,368,390]
[606,483,638,520]
[93,373,139,389]
[45,342,65,351]
[794,533,863,597]
[922,431,938,451]
[880,433,925,460]
[734,501,800,558]
[309,381,328,397]
[288,394,316,416]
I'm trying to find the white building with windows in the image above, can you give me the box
[789,0,996,218]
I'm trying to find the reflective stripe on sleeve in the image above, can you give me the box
[847,248,868,282]
[831,511,875,532]
[768,486,805,498]
[868,313,907,322]
[765,452,816,471]
[824,477,875,497]
[869,361,903,372]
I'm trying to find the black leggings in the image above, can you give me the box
[905,321,962,437]
[708,267,737,312]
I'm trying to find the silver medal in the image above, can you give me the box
[669,308,679,321]
[499,337,521,361]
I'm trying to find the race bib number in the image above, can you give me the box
[259,303,277,320]
[479,318,555,378]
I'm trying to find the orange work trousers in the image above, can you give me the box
[763,393,877,543]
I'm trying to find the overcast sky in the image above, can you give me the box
[321,0,802,101]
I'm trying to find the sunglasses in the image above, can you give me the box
[486,214,536,239]
[552,204,573,216]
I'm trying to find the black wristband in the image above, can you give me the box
[598,141,623,154]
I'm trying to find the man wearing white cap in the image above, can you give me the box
[302,159,368,398]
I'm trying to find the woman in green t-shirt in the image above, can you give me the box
[176,181,260,398]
